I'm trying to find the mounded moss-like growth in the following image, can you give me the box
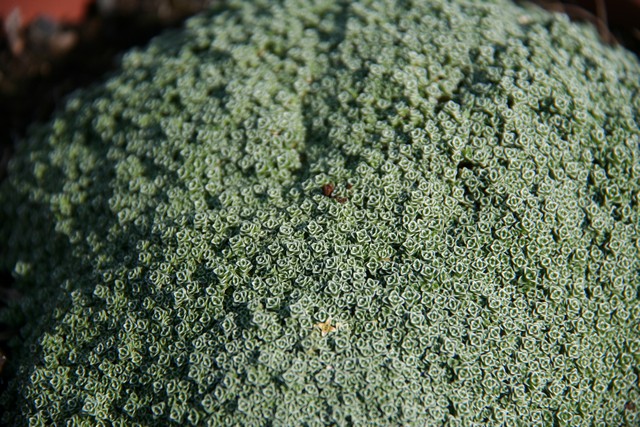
[1,0,639,425]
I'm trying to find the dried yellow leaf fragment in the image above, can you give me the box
[314,317,338,337]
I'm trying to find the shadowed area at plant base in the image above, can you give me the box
[0,269,15,383]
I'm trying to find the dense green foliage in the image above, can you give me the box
[1,0,639,425]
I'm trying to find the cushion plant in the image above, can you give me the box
[1,0,639,425]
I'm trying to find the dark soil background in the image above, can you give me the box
[0,0,638,406]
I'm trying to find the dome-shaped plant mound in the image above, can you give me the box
[1,0,639,425]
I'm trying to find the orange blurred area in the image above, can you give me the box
[0,0,90,24]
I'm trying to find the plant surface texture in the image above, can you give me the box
[1,0,639,425]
